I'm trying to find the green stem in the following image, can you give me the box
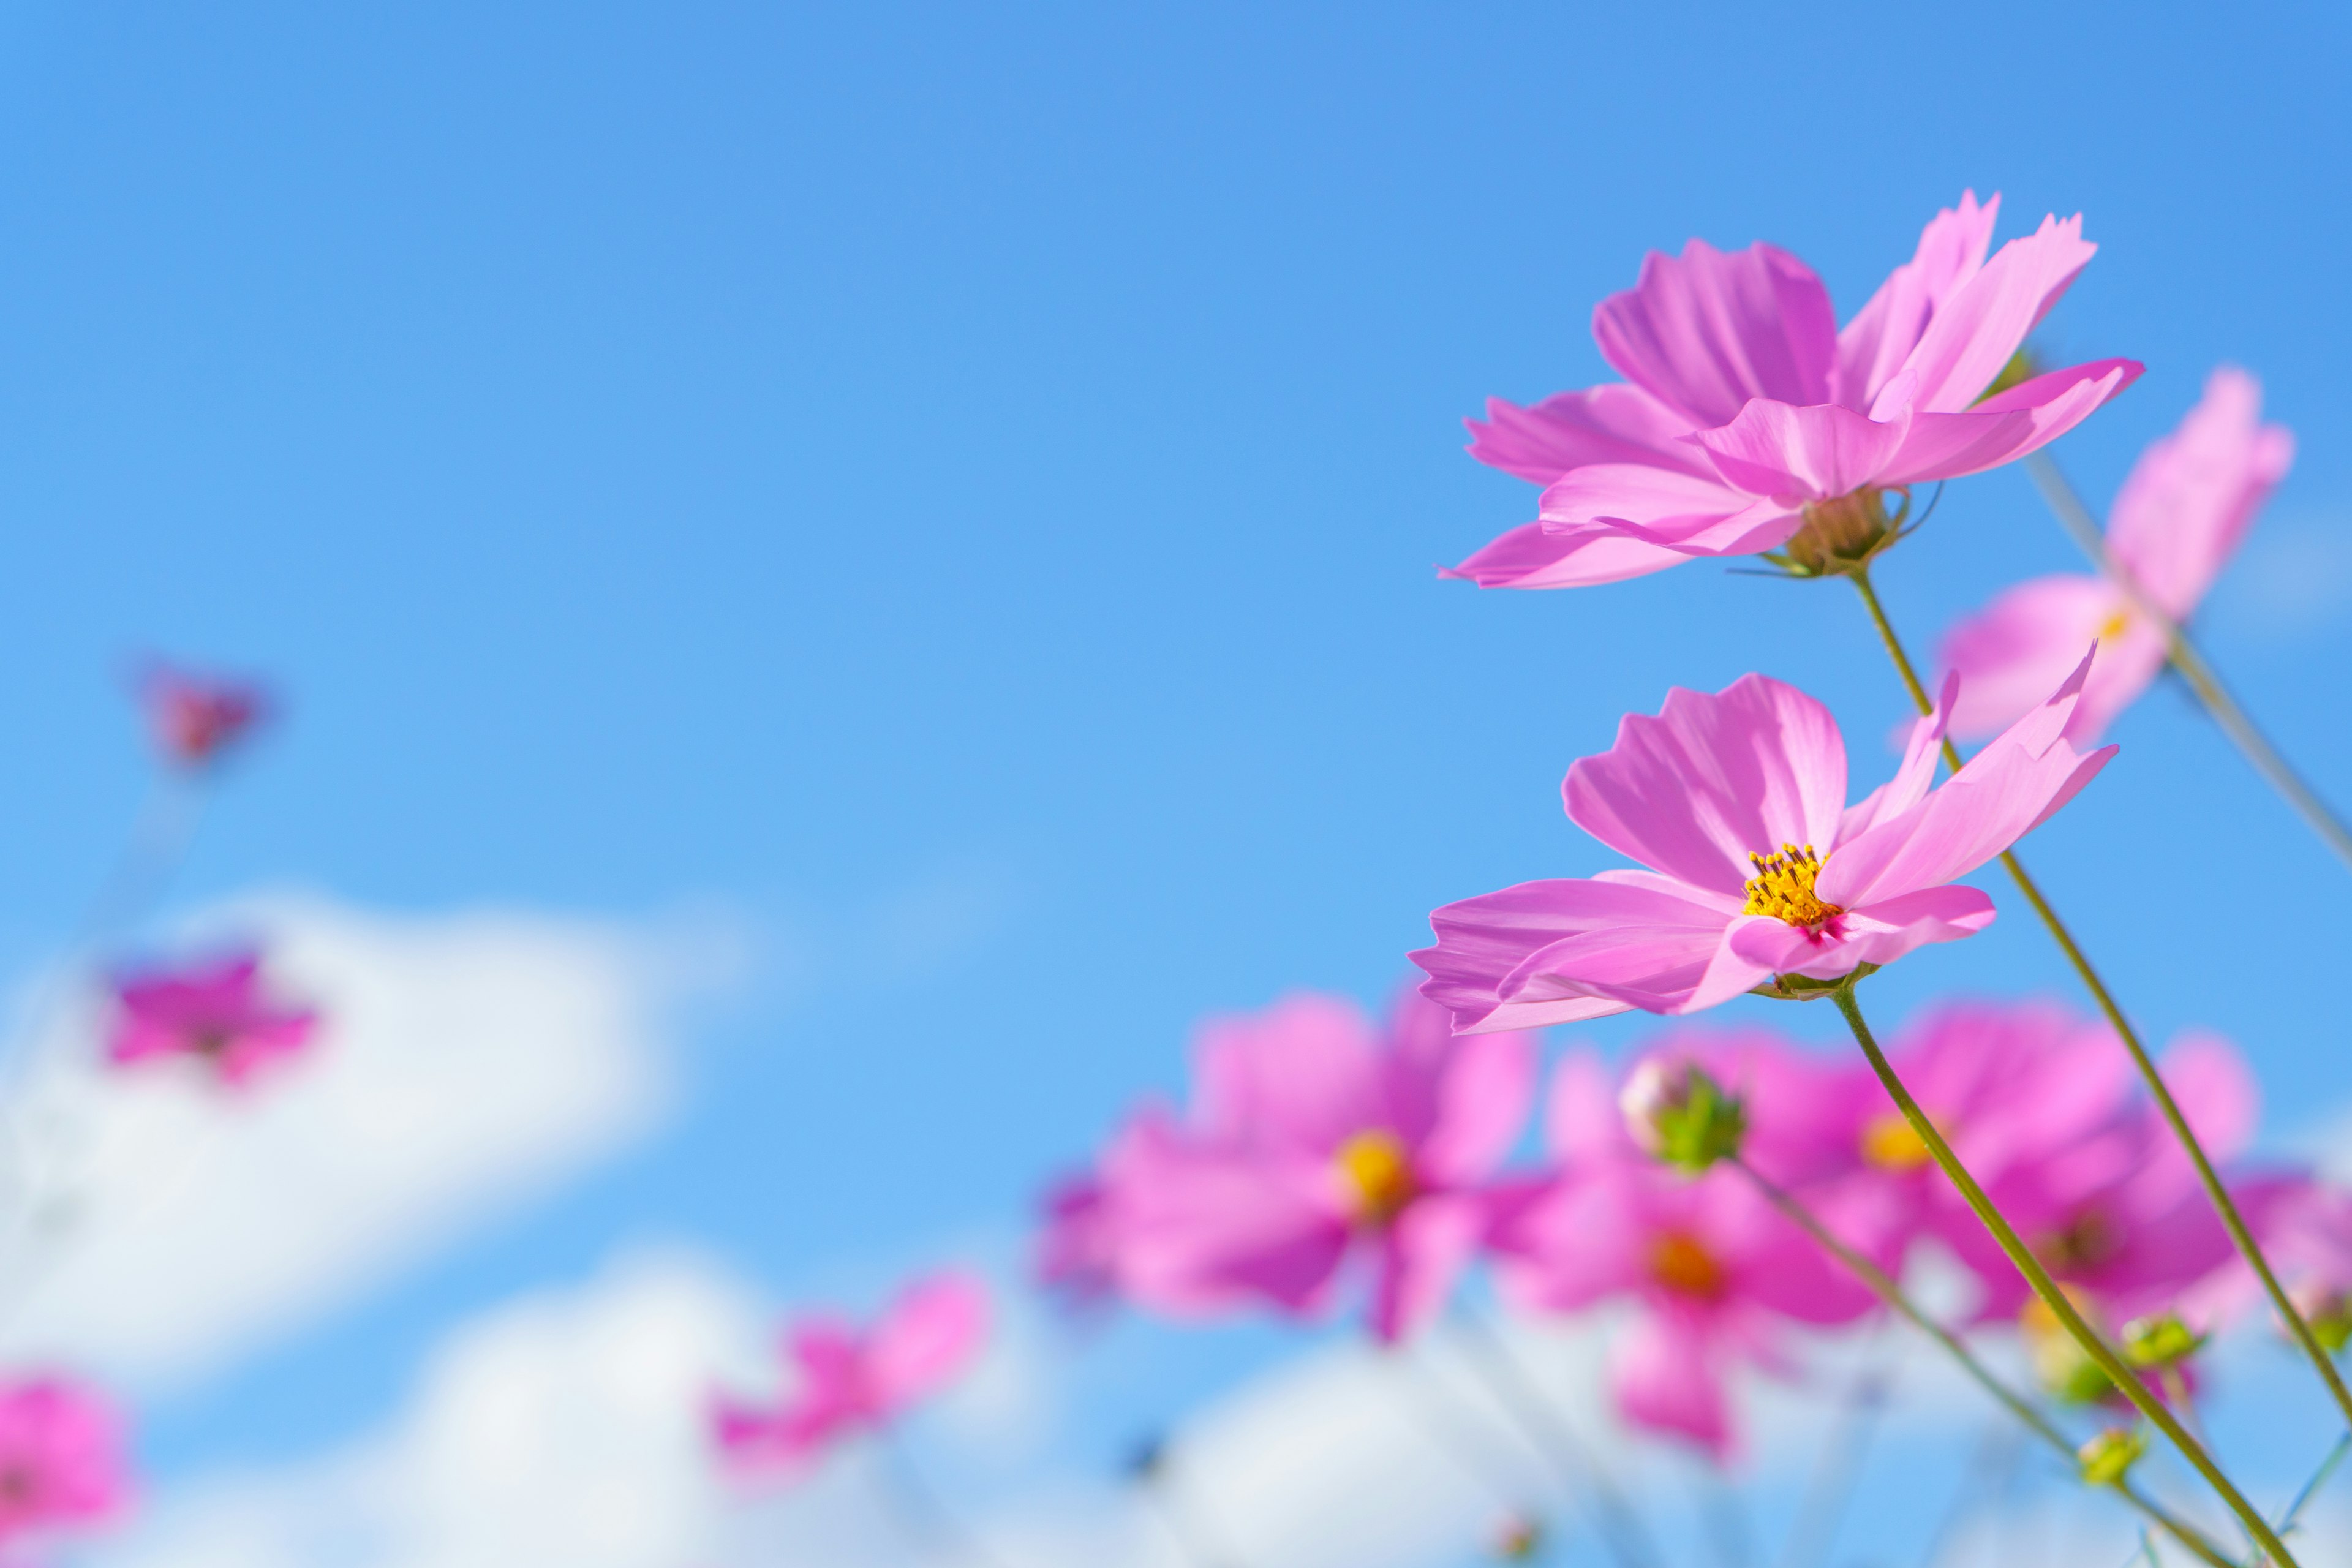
[1733,1156,2236,1568]
[2024,451,2352,872]
[1826,983,2297,1567]
[1848,564,2352,1439]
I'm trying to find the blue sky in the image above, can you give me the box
[2,0,2350,1557]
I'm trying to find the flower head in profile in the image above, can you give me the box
[1453,191,2141,589]
[135,662,271,771]
[1094,986,1537,1342]
[711,1270,988,1480]
[1490,1049,1872,1457]
[106,952,320,1090]
[1940,367,2293,742]
[0,1376,130,1548]
[1413,661,2114,1033]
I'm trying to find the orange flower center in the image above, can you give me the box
[1335,1130,1417,1226]
[1859,1112,1932,1171]
[1648,1230,1727,1301]
[1743,843,1844,929]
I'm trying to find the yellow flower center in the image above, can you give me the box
[1743,843,1844,929]
[1335,1129,1417,1226]
[1859,1111,1931,1171]
[1648,1230,1726,1301]
[2096,607,2132,642]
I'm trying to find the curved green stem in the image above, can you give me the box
[1732,1156,2236,1568]
[1847,564,2352,1439]
[2024,451,2352,872]
[1826,983,2297,1567]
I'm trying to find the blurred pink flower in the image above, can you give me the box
[1452,191,2140,589]
[1034,1171,1120,1316]
[0,1377,130,1548]
[107,952,320,1089]
[1940,368,2293,741]
[1491,1048,1873,1457]
[1413,662,2114,1033]
[135,662,270,770]
[2240,1180,2352,1344]
[712,1270,989,1480]
[1102,986,1537,1342]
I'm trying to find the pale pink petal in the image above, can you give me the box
[1876,360,2142,485]
[1689,397,1912,502]
[1577,498,1807,560]
[1834,190,2001,409]
[1441,520,1700,590]
[868,1272,990,1412]
[1370,1194,1488,1342]
[1939,575,2134,741]
[1543,1048,1624,1158]
[2157,1031,2259,1162]
[1534,462,1761,535]
[1492,1169,1654,1310]
[1114,1137,1352,1317]
[1836,678,1954,844]
[2108,366,2295,617]
[1414,1028,1538,1184]
[1564,675,1848,895]
[1193,993,1383,1152]
[1593,241,1838,428]
[1899,213,2099,413]
[1464,384,1709,485]
[1611,1311,1734,1458]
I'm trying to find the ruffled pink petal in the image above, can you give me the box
[1611,1310,1735,1458]
[1412,1028,1538,1185]
[1464,383,1708,486]
[1193,993,1384,1153]
[1899,213,2099,413]
[1875,359,2142,485]
[1369,1194,1488,1343]
[2108,366,2295,617]
[1689,396,1912,502]
[1593,240,1838,429]
[1834,190,2000,410]
[1414,878,1735,1034]
[1564,674,1849,895]
[1939,575,2142,742]
[1441,520,1700,590]
[867,1271,990,1413]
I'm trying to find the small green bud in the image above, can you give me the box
[2291,1283,2352,1354]
[1621,1061,1746,1174]
[2120,1312,2206,1371]
[2077,1426,2147,1487]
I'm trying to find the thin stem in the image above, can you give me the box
[2025,450,2352,872]
[1452,1314,1667,1568]
[1827,983,2296,1567]
[1733,1156,2234,1568]
[1848,564,2352,1438]
[2278,1429,2352,1540]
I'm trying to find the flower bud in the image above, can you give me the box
[2076,1426,2147,1487]
[2021,1291,2115,1406]
[2120,1312,2205,1371]
[2290,1282,2352,1355]
[1619,1061,1746,1174]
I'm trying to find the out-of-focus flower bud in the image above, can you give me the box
[2120,1312,2206,1371]
[2290,1282,2352,1355]
[2076,1426,2147,1487]
[1491,1513,1547,1561]
[136,661,271,771]
[2022,1291,2114,1406]
[1620,1061,1746,1174]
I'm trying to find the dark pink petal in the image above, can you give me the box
[1689,397,1912,502]
[2108,366,2294,618]
[1899,213,2098,413]
[1368,1194,1488,1343]
[1834,190,2000,409]
[1442,520,1700,590]
[867,1271,990,1413]
[1464,384,1708,485]
[1876,360,2142,485]
[1593,241,1838,428]
[1564,674,1848,895]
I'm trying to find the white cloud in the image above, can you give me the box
[0,893,709,1391]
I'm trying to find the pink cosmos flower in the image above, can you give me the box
[1940,367,2294,742]
[2239,1180,2352,1344]
[0,1376,130,1548]
[1413,661,2114,1033]
[1491,1049,1874,1457]
[712,1270,988,1480]
[1034,1171,1120,1317]
[1453,191,2141,589]
[105,952,321,1089]
[1103,986,1537,1342]
[135,662,270,770]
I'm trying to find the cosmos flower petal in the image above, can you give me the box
[1876,360,2142,485]
[1899,213,2099,413]
[1414,1028,1539,1184]
[1611,1310,1735,1458]
[1592,240,1838,428]
[1689,396,1913,501]
[1464,383,1709,484]
[1370,1195,1489,1343]
[2108,366,2295,618]
[866,1272,990,1411]
[1441,519,1701,590]
[1834,190,2000,409]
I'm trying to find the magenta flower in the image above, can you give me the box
[1492,1049,1872,1457]
[1452,191,2140,589]
[1413,662,2114,1033]
[712,1270,988,1480]
[1103,987,1537,1342]
[107,952,320,1089]
[135,662,270,770]
[0,1377,130,1548]
[1940,367,2293,742]
[1034,1170,1121,1317]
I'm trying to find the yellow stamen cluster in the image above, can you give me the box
[2096,607,2133,643]
[1335,1129,1417,1226]
[1742,843,1844,929]
[1859,1111,1932,1171]
[1648,1231,1727,1301]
